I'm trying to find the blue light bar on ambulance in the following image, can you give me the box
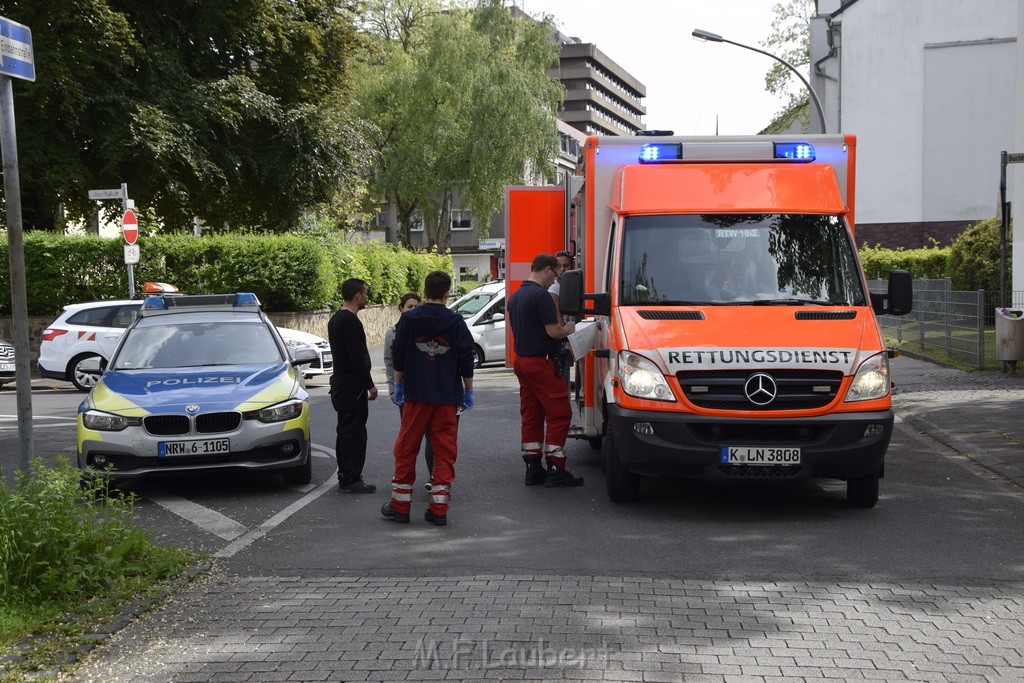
[639,143,682,163]
[773,142,816,161]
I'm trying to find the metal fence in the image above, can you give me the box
[868,278,1022,370]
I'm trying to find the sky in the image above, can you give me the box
[515,0,790,136]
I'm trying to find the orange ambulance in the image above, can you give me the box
[505,134,912,507]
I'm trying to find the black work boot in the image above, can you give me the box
[524,457,546,485]
[545,466,584,487]
[380,502,410,523]
[424,509,447,526]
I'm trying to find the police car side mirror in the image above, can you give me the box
[290,347,318,366]
[488,312,505,323]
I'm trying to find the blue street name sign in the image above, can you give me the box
[0,16,34,82]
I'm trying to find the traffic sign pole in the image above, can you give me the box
[122,206,137,297]
[1,74,33,469]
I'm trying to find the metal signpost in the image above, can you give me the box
[122,209,139,296]
[89,184,137,297]
[0,14,35,469]
[1000,151,1023,308]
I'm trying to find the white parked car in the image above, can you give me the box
[0,338,15,386]
[276,327,333,379]
[449,281,505,368]
[39,297,332,391]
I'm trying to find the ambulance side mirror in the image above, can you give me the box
[871,269,913,316]
[560,269,611,317]
[559,270,584,317]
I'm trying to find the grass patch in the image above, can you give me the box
[1,457,194,680]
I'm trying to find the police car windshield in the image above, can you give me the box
[112,321,283,370]
[619,214,867,307]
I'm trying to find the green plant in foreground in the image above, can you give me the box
[0,457,189,605]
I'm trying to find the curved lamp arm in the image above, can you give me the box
[692,28,826,134]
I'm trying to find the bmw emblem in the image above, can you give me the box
[185,404,200,414]
[744,373,778,406]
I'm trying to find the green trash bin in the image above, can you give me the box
[995,307,1024,373]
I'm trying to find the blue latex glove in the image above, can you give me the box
[461,388,475,411]
[394,383,405,406]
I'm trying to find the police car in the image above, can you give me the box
[76,292,317,484]
[40,282,330,392]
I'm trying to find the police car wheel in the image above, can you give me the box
[70,353,102,392]
[282,442,312,485]
[473,345,484,368]
[603,431,640,502]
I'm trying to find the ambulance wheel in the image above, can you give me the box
[70,353,103,392]
[282,442,312,485]
[473,345,485,368]
[603,432,639,502]
[846,468,879,508]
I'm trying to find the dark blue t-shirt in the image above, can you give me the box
[507,280,561,357]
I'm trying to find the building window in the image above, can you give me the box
[409,213,424,232]
[451,209,472,231]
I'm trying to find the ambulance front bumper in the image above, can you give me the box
[606,405,892,484]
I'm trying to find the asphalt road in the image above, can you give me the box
[2,361,1022,585]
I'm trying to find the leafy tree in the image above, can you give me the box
[759,0,814,134]
[0,0,369,232]
[356,0,563,250]
[949,217,1010,293]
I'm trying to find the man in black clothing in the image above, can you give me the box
[328,278,379,493]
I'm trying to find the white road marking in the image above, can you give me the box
[215,445,338,558]
[147,493,249,541]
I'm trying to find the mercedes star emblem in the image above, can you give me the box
[744,373,778,406]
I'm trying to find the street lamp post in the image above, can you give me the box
[692,28,826,134]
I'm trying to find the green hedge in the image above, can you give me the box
[0,233,452,316]
[858,244,950,281]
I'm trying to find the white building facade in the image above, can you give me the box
[812,0,1021,280]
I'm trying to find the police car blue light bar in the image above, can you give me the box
[639,143,683,163]
[774,142,815,161]
[142,292,262,313]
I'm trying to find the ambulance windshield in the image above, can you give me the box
[619,214,867,306]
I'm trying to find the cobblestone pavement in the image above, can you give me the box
[68,574,1024,682]
[60,354,1024,683]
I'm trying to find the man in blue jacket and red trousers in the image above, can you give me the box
[382,270,475,526]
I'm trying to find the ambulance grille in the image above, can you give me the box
[144,415,190,436]
[795,310,857,320]
[679,369,843,411]
[197,412,242,433]
[637,310,704,320]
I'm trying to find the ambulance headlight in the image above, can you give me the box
[845,352,890,402]
[82,410,141,432]
[256,400,304,423]
[618,352,676,402]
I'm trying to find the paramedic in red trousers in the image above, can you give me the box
[381,271,475,526]
[506,253,582,487]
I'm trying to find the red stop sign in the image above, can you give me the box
[122,210,138,245]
